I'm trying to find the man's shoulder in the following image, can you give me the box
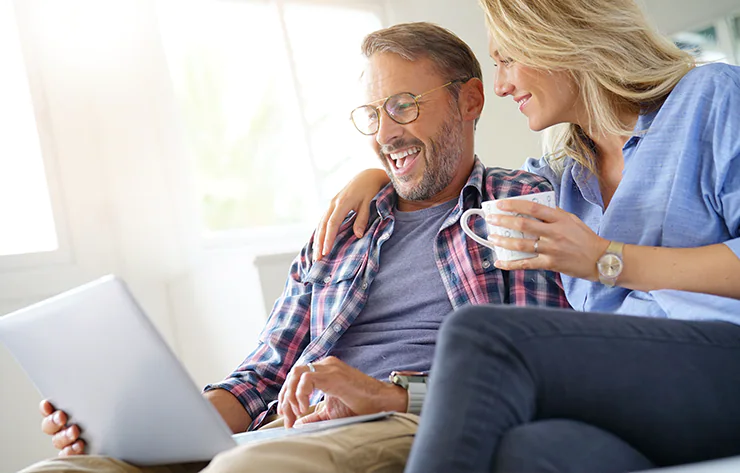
[481,166,554,199]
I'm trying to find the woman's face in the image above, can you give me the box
[488,37,583,131]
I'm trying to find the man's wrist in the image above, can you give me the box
[203,388,252,433]
[384,383,410,413]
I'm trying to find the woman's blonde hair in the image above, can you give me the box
[478,0,695,174]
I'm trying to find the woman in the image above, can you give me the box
[314,0,740,471]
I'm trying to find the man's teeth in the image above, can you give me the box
[389,147,420,169]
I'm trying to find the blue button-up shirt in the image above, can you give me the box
[525,63,740,324]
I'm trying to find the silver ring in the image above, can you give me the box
[533,240,539,254]
[307,362,316,373]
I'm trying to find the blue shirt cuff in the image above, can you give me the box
[723,237,740,260]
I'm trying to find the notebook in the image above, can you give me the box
[0,275,393,466]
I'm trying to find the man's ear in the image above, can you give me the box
[458,78,485,122]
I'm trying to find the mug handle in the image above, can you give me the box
[461,209,496,249]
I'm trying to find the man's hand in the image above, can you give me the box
[293,396,355,426]
[277,356,407,428]
[39,400,85,456]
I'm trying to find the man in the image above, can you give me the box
[27,22,568,473]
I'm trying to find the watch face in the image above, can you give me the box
[598,254,623,278]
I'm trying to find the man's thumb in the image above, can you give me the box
[294,409,330,426]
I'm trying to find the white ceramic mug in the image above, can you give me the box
[461,191,556,261]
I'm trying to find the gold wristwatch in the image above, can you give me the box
[597,241,625,287]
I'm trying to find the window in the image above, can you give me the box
[732,14,740,61]
[157,0,384,236]
[673,11,740,65]
[0,0,58,257]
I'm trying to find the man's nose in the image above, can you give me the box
[375,109,404,146]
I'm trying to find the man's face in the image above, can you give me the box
[362,53,464,202]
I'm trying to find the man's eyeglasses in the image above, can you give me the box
[350,79,468,136]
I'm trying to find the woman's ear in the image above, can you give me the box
[458,78,485,123]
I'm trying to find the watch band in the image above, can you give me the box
[406,381,426,415]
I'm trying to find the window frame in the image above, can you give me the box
[160,0,389,249]
[672,9,740,65]
[0,1,72,271]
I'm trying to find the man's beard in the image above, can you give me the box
[380,115,464,202]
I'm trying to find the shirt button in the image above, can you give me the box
[482,260,491,268]
[333,324,342,333]
[361,282,368,290]
[323,276,331,284]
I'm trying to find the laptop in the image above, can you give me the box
[0,275,392,466]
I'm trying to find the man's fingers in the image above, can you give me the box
[39,400,54,416]
[52,425,79,450]
[277,381,286,415]
[278,365,309,419]
[295,373,317,414]
[294,409,329,426]
[59,440,85,457]
[278,367,299,415]
[41,410,67,436]
[282,403,297,429]
[71,440,85,454]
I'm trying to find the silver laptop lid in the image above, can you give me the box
[0,275,236,465]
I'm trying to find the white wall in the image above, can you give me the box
[1,1,739,472]
[641,0,740,33]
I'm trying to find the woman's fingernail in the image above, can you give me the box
[53,412,63,425]
[72,443,82,453]
[66,428,75,439]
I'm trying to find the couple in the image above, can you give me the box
[26,0,740,472]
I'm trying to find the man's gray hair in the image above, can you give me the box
[361,22,483,101]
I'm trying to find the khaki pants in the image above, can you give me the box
[19,413,418,473]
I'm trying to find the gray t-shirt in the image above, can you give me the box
[328,199,457,380]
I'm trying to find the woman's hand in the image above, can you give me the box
[486,199,609,280]
[314,168,390,261]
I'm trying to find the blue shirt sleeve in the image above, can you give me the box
[711,70,740,259]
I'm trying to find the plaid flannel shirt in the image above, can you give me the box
[205,157,570,421]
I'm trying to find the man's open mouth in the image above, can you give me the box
[388,146,421,173]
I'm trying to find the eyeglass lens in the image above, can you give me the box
[351,93,419,135]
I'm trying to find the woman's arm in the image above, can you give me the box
[487,200,740,299]
[617,244,740,298]
[314,168,390,261]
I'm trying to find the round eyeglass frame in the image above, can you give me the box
[349,78,468,136]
